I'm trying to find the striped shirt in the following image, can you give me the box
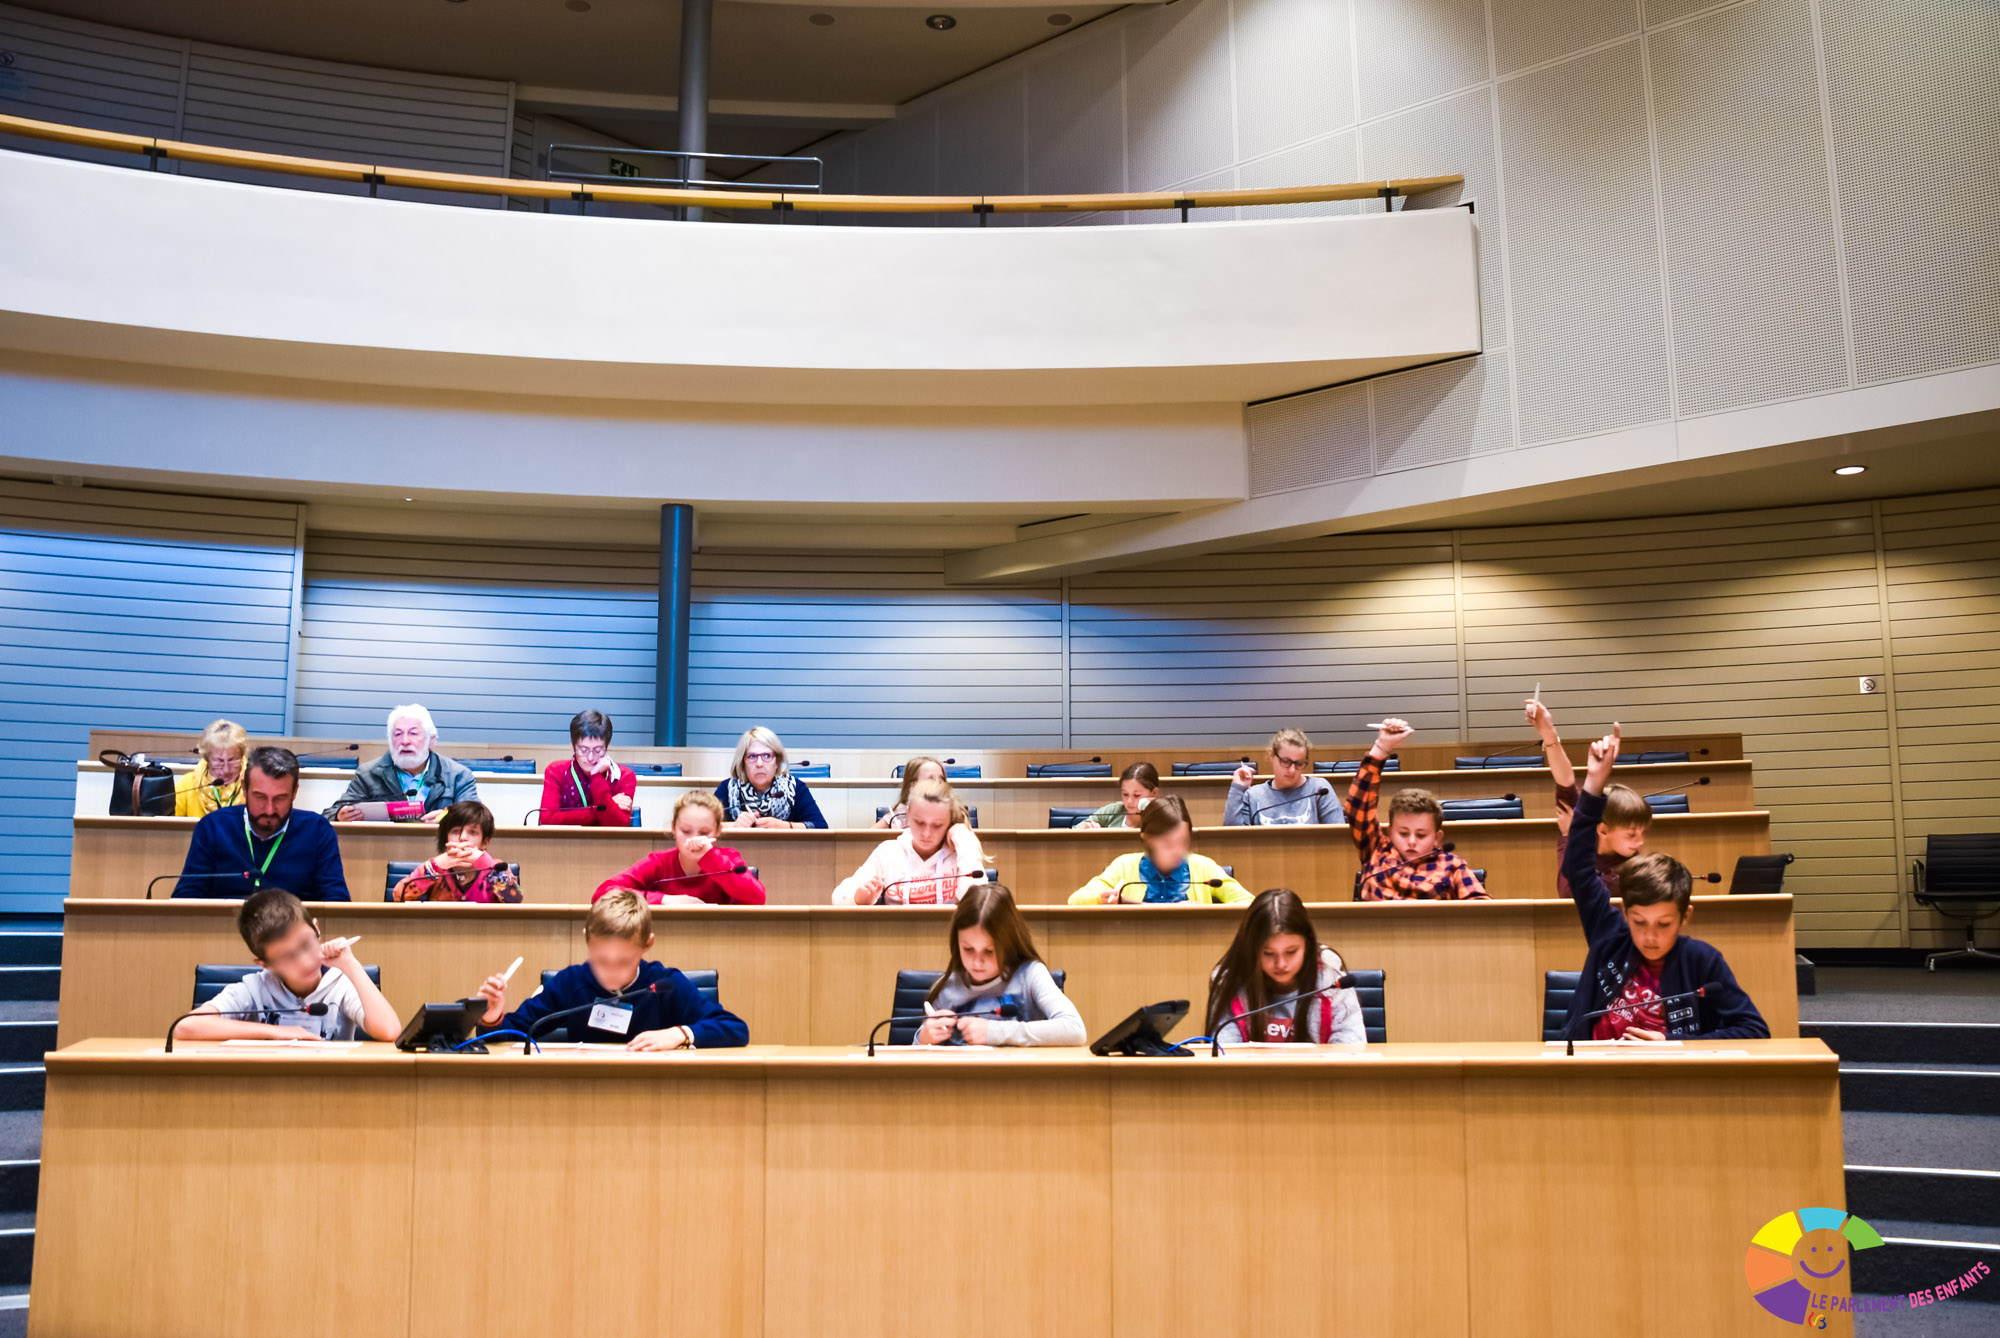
[1345,756,1488,901]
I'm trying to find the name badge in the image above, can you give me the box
[588,1002,634,1035]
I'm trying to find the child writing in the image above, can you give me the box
[595,791,767,905]
[912,883,1086,1046]
[1071,761,1160,829]
[1069,795,1252,904]
[171,888,400,1042]
[1526,698,1653,898]
[834,779,986,905]
[1560,725,1768,1041]
[1225,728,1342,825]
[475,890,748,1049]
[1346,719,1487,900]
[1205,887,1365,1045]
[392,801,522,903]
[875,756,949,829]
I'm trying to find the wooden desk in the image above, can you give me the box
[55,896,1800,1050]
[30,1038,1846,1338]
[69,809,1772,905]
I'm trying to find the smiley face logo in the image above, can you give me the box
[1744,1209,1883,1324]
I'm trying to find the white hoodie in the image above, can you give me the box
[832,825,985,905]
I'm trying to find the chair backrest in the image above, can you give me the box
[385,861,519,900]
[888,966,1067,1044]
[1454,755,1543,769]
[1172,760,1249,776]
[1439,796,1525,820]
[1921,834,2000,897]
[1218,865,1234,877]
[193,962,381,1008]
[1317,757,1398,773]
[1027,762,1113,778]
[627,762,683,776]
[876,806,978,828]
[459,758,537,774]
[1728,852,1794,895]
[538,968,719,1005]
[1620,750,1691,765]
[1345,968,1388,1043]
[1542,970,1583,1041]
[1049,806,1102,828]
[891,763,981,779]
[788,764,832,778]
[1643,793,1691,815]
[297,753,361,770]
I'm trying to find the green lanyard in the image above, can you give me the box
[242,811,289,887]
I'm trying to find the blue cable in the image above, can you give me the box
[455,1028,529,1052]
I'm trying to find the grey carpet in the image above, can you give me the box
[1806,967,2000,1023]
[1858,1296,1999,1332]
[0,1006,55,1025]
[1846,1112,2000,1171]
[0,1114,39,1163]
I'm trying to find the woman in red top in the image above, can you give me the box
[595,792,767,906]
[538,710,637,827]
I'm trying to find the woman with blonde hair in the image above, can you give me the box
[174,719,249,817]
[713,726,827,829]
[875,755,949,829]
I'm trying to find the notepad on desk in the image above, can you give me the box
[215,1038,364,1050]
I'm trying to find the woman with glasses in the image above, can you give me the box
[715,726,828,830]
[1223,727,1341,825]
[537,710,637,826]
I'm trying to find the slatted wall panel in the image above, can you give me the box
[688,551,1062,749]
[1067,532,1462,747]
[0,2,183,163]
[1457,504,1900,945]
[294,535,657,742]
[0,478,299,911]
[1880,490,2000,949]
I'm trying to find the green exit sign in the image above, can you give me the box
[607,157,640,178]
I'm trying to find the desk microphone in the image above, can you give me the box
[164,1001,329,1053]
[147,870,253,900]
[866,1001,1019,1056]
[625,862,753,897]
[1242,781,1338,825]
[1565,982,1719,1055]
[1102,877,1225,904]
[1209,974,1358,1055]
[520,980,661,1053]
[861,870,987,906]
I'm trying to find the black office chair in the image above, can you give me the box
[789,764,832,778]
[1352,868,1485,898]
[1728,852,1793,895]
[1347,969,1388,1043]
[1027,762,1113,778]
[1644,793,1691,815]
[627,762,683,776]
[887,967,1067,1045]
[384,860,519,901]
[1317,757,1398,773]
[193,962,380,1008]
[459,758,537,774]
[1439,796,1525,820]
[1455,755,1543,769]
[539,968,720,1005]
[296,753,361,770]
[1049,806,1104,828]
[876,806,978,828]
[892,763,982,779]
[1542,970,1583,1041]
[1911,834,2000,970]
[1173,760,1249,776]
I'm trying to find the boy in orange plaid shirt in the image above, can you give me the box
[1346,718,1488,900]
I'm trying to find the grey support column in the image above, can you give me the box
[656,503,694,746]
[678,0,712,223]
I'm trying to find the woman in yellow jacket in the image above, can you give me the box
[1069,795,1252,905]
[173,719,249,817]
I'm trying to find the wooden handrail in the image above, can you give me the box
[1,111,1462,215]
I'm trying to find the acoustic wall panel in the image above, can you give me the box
[294,534,658,741]
[1821,0,2000,384]
[688,551,1063,749]
[937,72,1026,227]
[1235,129,1360,221]
[1231,0,1356,162]
[0,1,182,164]
[1123,0,1236,192]
[1459,502,1901,944]
[1497,40,1672,444]
[1372,349,1515,471]
[0,478,299,911]
[1489,0,1640,78]
[1025,22,1125,199]
[856,101,937,228]
[1247,379,1372,497]
[1879,489,2000,949]
[1650,0,1849,416]
[1068,533,1464,746]
[1352,0,1491,123]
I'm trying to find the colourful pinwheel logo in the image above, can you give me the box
[1744,1207,1883,1324]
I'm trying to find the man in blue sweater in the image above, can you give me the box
[1560,725,1766,1042]
[173,747,350,901]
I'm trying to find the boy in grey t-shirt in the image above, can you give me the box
[172,889,400,1045]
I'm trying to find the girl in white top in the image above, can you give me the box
[913,883,1086,1047]
[833,779,985,905]
[1206,887,1365,1045]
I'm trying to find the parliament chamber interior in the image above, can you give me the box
[0,0,1996,1333]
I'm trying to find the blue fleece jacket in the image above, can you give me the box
[173,806,350,901]
[1560,787,1768,1041]
[500,960,749,1048]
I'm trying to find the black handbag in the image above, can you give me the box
[101,750,179,816]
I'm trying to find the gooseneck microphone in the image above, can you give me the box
[1564,982,1720,1055]
[1103,877,1225,904]
[866,1001,1020,1056]
[1241,781,1339,825]
[164,1001,330,1053]
[861,870,986,905]
[147,870,254,900]
[636,862,752,893]
[519,979,661,1053]
[1209,974,1358,1056]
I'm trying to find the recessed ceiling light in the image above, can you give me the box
[403,497,415,502]
[1833,465,1867,476]
[1048,12,1072,24]
[809,12,834,25]
[925,14,957,30]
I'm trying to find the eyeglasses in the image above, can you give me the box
[744,751,777,764]
[574,746,608,760]
[1273,754,1309,770]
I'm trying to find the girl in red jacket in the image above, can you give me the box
[538,709,638,827]
[595,791,767,906]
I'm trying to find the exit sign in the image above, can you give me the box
[608,157,640,178]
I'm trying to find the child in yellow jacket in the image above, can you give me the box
[1069,795,1252,905]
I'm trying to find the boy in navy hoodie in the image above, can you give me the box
[1560,725,1768,1042]
[474,890,747,1050]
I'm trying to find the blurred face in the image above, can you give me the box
[389,716,431,773]
[1119,779,1154,821]
[673,805,718,851]
[1260,932,1309,989]
[907,797,952,858]
[1145,821,1191,874]
[743,741,779,789]
[256,918,322,995]
[1270,744,1310,791]
[1388,810,1439,862]
[444,823,486,853]
[912,760,947,787]
[958,926,999,985]
[1601,823,1648,858]
[244,766,296,838]
[584,930,653,993]
[1623,901,1686,966]
[207,747,244,785]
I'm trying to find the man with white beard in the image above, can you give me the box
[326,703,481,822]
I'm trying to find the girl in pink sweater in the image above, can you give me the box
[595,792,766,906]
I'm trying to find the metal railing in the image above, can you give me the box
[545,143,823,195]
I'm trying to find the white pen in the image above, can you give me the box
[1532,681,1542,705]
[325,935,361,952]
[501,955,524,983]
